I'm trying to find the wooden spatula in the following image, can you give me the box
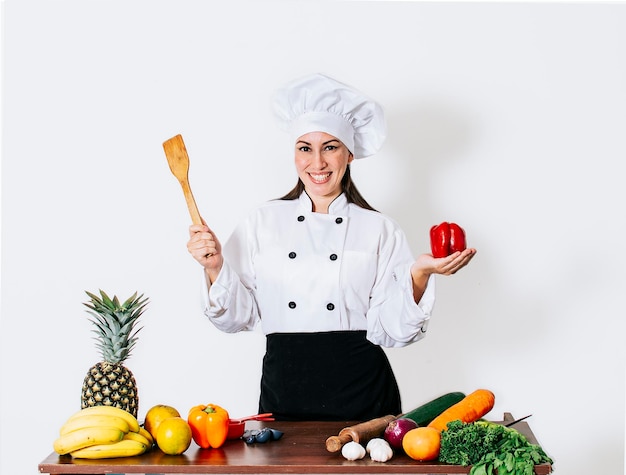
[163,134,203,225]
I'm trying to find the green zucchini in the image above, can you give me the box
[402,391,466,426]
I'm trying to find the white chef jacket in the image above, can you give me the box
[202,192,435,348]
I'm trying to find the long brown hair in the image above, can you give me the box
[278,165,377,212]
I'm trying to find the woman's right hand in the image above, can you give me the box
[187,223,224,280]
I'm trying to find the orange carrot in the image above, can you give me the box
[427,389,495,432]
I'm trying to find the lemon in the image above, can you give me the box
[155,417,192,455]
[144,404,181,439]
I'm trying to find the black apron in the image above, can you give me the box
[259,331,401,421]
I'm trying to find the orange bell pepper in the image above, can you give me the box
[187,404,230,449]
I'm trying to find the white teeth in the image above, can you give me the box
[310,173,330,182]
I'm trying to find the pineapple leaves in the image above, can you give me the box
[84,290,149,364]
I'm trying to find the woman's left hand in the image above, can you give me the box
[416,247,477,276]
[410,248,477,303]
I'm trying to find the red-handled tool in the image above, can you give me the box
[230,413,274,423]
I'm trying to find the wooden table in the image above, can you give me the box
[39,414,552,474]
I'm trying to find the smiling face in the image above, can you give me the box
[294,131,354,213]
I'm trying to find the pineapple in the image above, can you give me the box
[80,290,149,417]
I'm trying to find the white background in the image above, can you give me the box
[2,1,625,474]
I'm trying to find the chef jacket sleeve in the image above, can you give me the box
[366,227,435,348]
[200,217,260,332]
[200,262,258,332]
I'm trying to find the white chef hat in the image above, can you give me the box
[272,73,387,159]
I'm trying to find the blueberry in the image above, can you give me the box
[254,428,272,443]
[269,429,284,441]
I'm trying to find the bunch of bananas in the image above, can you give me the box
[54,406,154,459]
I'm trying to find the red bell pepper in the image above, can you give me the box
[187,404,230,449]
[430,222,467,258]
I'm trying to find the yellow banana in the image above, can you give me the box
[123,431,152,447]
[53,426,124,455]
[60,414,130,435]
[70,439,147,459]
[138,426,154,445]
[67,406,140,432]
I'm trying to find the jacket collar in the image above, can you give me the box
[299,191,349,215]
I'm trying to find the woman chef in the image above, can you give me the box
[187,73,476,421]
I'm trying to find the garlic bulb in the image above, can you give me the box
[342,441,366,461]
[366,438,393,462]
[366,438,388,453]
